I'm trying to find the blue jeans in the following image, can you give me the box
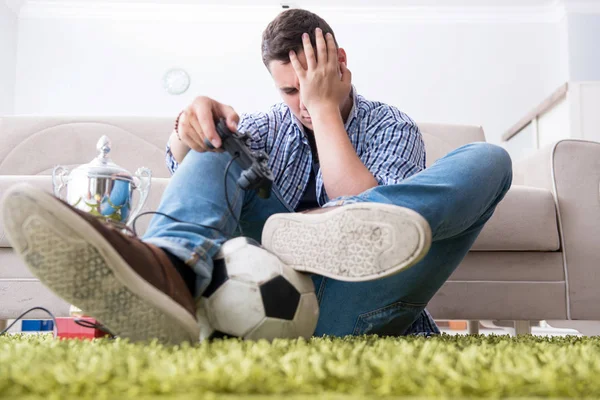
[143,142,512,337]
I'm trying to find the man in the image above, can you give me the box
[2,9,512,344]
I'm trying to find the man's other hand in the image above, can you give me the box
[177,97,240,152]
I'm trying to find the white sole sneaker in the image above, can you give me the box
[1,184,199,344]
[261,203,432,282]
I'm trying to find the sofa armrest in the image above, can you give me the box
[514,139,600,320]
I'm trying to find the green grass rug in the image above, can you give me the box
[1,333,599,399]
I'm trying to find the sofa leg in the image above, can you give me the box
[545,320,600,336]
[467,320,480,335]
[0,320,7,331]
[514,320,531,335]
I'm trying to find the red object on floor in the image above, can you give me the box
[448,320,468,330]
[55,317,107,340]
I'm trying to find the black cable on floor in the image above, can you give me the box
[224,154,243,236]
[0,306,58,338]
[130,153,243,237]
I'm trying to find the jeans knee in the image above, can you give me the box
[469,142,512,185]
[178,150,239,178]
[490,144,512,188]
[491,144,512,173]
[185,149,231,165]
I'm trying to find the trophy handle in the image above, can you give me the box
[128,167,152,227]
[52,165,69,199]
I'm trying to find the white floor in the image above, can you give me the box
[438,321,582,337]
[4,319,585,337]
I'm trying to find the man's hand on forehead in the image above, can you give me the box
[289,27,352,113]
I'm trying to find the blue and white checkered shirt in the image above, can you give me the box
[166,86,426,209]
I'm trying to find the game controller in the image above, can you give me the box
[205,118,274,199]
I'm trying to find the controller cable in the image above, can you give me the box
[128,154,243,238]
[224,153,244,236]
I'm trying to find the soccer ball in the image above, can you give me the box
[196,237,319,341]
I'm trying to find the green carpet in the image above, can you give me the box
[1,333,599,399]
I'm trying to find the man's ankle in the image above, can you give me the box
[163,250,196,297]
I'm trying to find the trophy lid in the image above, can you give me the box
[70,136,133,181]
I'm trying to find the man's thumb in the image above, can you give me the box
[220,105,240,132]
[226,116,239,133]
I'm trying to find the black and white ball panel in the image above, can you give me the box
[260,275,300,320]
[294,293,320,339]
[202,257,228,298]
[245,318,297,341]
[280,261,315,294]
[205,279,265,337]
[221,241,283,285]
[213,236,261,261]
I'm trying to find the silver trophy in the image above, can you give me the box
[52,135,151,227]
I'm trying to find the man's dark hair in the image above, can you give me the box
[261,9,339,68]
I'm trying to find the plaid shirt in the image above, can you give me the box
[166,87,439,336]
[166,86,426,209]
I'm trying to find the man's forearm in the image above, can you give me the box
[169,131,191,164]
[311,106,378,199]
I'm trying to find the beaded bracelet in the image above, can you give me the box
[174,111,184,141]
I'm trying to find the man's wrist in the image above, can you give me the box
[309,103,341,124]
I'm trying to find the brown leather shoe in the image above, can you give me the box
[262,203,432,282]
[2,183,199,344]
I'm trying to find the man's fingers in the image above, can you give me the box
[195,106,221,148]
[302,32,316,70]
[217,104,240,133]
[326,32,337,66]
[178,111,206,152]
[289,50,305,77]
[186,113,208,151]
[188,139,207,153]
[315,28,327,64]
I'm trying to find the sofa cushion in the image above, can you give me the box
[0,116,172,177]
[1,178,559,252]
[471,185,560,251]
[419,123,486,167]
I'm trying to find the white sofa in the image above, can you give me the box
[1,116,598,333]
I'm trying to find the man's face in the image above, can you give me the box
[268,48,347,131]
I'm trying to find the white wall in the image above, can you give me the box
[0,1,17,115]
[567,13,600,81]
[557,14,570,85]
[344,20,565,145]
[14,5,565,144]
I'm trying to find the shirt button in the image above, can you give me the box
[297,185,302,190]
